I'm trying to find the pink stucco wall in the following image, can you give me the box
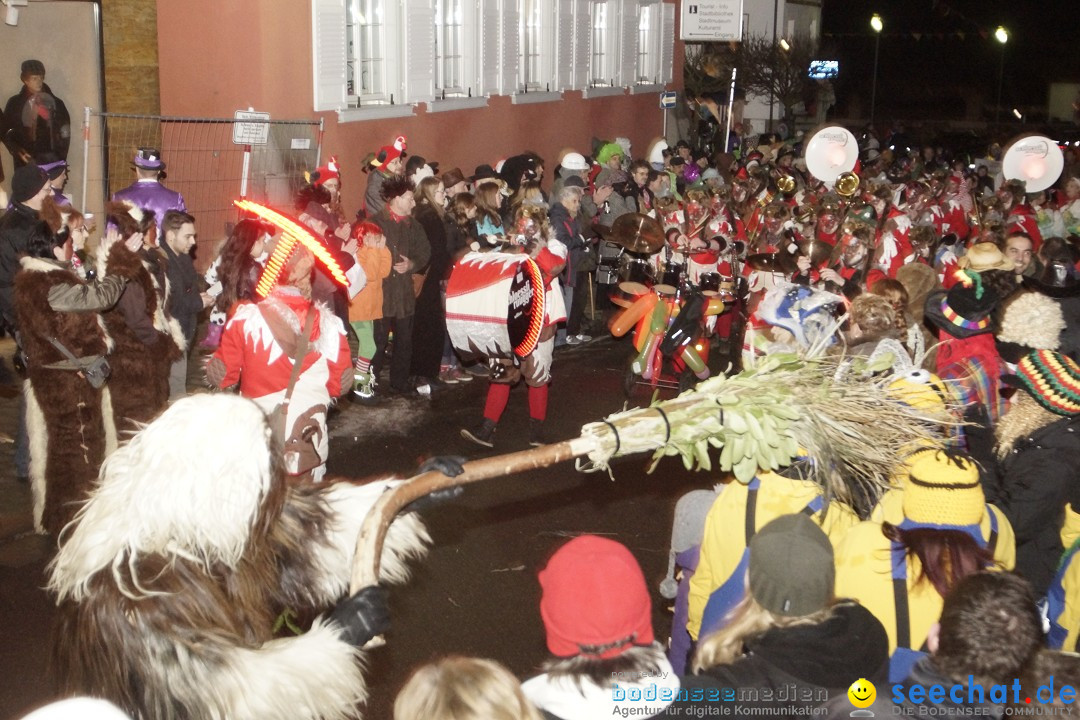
[157,0,684,216]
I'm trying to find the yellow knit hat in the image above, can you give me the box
[901,449,984,528]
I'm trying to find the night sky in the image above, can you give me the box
[819,0,1080,124]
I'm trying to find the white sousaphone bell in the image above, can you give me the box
[1002,134,1065,193]
[804,125,859,184]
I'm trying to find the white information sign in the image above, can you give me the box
[232,109,271,146]
[680,0,743,42]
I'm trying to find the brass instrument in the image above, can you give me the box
[835,172,861,199]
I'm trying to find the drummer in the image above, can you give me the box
[460,206,567,449]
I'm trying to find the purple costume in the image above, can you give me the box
[112,179,186,223]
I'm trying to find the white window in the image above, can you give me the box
[637,2,657,84]
[347,0,394,103]
[434,0,469,96]
[519,0,553,91]
[583,0,639,91]
[588,1,611,87]
[314,0,417,114]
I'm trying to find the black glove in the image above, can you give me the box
[418,455,466,478]
[328,585,389,647]
[403,456,467,513]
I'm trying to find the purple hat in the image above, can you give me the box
[133,148,166,171]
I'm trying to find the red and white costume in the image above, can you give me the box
[208,287,352,482]
[876,207,914,279]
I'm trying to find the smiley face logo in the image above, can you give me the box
[848,678,876,708]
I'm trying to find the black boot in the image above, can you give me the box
[461,418,497,448]
[528,418,548,447]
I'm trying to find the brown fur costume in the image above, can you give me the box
[99,241,183,435]
[15,257,115,535]
[49,394,430,720]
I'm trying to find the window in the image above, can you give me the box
[637,3,655,83]
[520,0,543,90]
[347,0,390,103]
[434,0,468,96]
[313,0,672,114]
[589,1,611,86]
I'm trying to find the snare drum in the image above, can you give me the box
[612,281,651,308]
[654,283,678,297]
[619,257,656,286]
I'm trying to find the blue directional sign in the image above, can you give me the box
[660,91,677,109]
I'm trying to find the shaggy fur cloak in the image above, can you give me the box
[99,242,184,435]
[49,394,429,720]
[15,257,116,535]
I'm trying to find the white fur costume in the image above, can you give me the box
[48,394,429,720]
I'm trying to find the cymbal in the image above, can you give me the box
[608,213,665,254]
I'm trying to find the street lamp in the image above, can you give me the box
[870,14,883,127]
[994,25,1008,124]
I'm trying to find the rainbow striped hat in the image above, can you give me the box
[1007,350,1080,417]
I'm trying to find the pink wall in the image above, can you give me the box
[157,0,684,216]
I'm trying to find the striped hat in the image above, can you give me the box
[1005,350,1080,417]
[902,449,984,530]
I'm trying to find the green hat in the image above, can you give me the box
[596,142,625,166]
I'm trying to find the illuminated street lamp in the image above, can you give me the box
[870,14,883,126]
[995,25,1008,124]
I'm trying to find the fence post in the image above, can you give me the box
[315,117,325,168]
[81,106,91,211]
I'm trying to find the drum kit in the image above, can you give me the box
[600,213,740,306]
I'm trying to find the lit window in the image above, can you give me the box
[589,1,610,87]
[347,0,390,103]
[637,3,654,83]
[435,0,468,96]
[520,0,542,90]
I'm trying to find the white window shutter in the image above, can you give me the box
[572,0,592,89]
[403,0,436,104]
[618,0,639,86]
[660,1,675,85]
[311,0,348,111]
[555,0,574,90]
[477,0,501,95]
[500,0,520,94]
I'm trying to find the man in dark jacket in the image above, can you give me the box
[0,163,51,333]
[371,176,430,395]
[3,60,71,171]
[159,210,209,399]
[0,162,53,484]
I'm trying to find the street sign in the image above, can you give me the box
[660,91,678,109]
[680,0,743,42]
[232,109,271,146]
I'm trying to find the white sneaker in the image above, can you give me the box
[576,333,593,343]
[566,335,582,346]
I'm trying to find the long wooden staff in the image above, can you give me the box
[349,437,603,594]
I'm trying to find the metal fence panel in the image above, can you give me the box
[81,110,322,268]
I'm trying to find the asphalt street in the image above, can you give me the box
[0,337,714,719]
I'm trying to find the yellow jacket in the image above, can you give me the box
[686,471,860,640]
[834,507,1011,655]
[1049,506,1080,651]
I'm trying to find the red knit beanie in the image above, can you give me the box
[538,535,654,659]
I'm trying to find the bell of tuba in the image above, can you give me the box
[835,171,861,198]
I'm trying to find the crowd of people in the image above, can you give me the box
[6,50,1080,718]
